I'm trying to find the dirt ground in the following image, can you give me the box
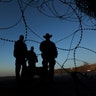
[0,72,96,96]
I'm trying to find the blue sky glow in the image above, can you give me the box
[0,0,96,76]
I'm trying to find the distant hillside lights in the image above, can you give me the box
[54,63,96,74]
[69,63,96,73]
[87,69,91,72]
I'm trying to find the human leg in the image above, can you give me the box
[42,59,49,80]
[49,59,56,81]
[15,59,21,81]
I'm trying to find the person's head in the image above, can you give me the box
[43,33,52,40]
[31,46,34,51]
[19,35,24,41]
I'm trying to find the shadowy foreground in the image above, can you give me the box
[0,72,96,96]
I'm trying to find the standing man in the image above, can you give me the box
[13,35,28,82]
[39,33,58,81]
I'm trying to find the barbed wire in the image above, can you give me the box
[0,0,96,69]
[0,1,96,95]
[0,0,13,2]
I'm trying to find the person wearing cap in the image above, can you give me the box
[39,33,58,81]
[13,35,28,82]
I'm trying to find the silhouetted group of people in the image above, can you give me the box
[13,33,58,83]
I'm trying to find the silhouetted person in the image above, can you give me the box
[13,35,28,82]
[39,33,58,81]
[27,46,38,78]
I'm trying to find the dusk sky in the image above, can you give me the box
[0,0,96,76]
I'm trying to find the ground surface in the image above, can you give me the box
[0,72,96,96]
